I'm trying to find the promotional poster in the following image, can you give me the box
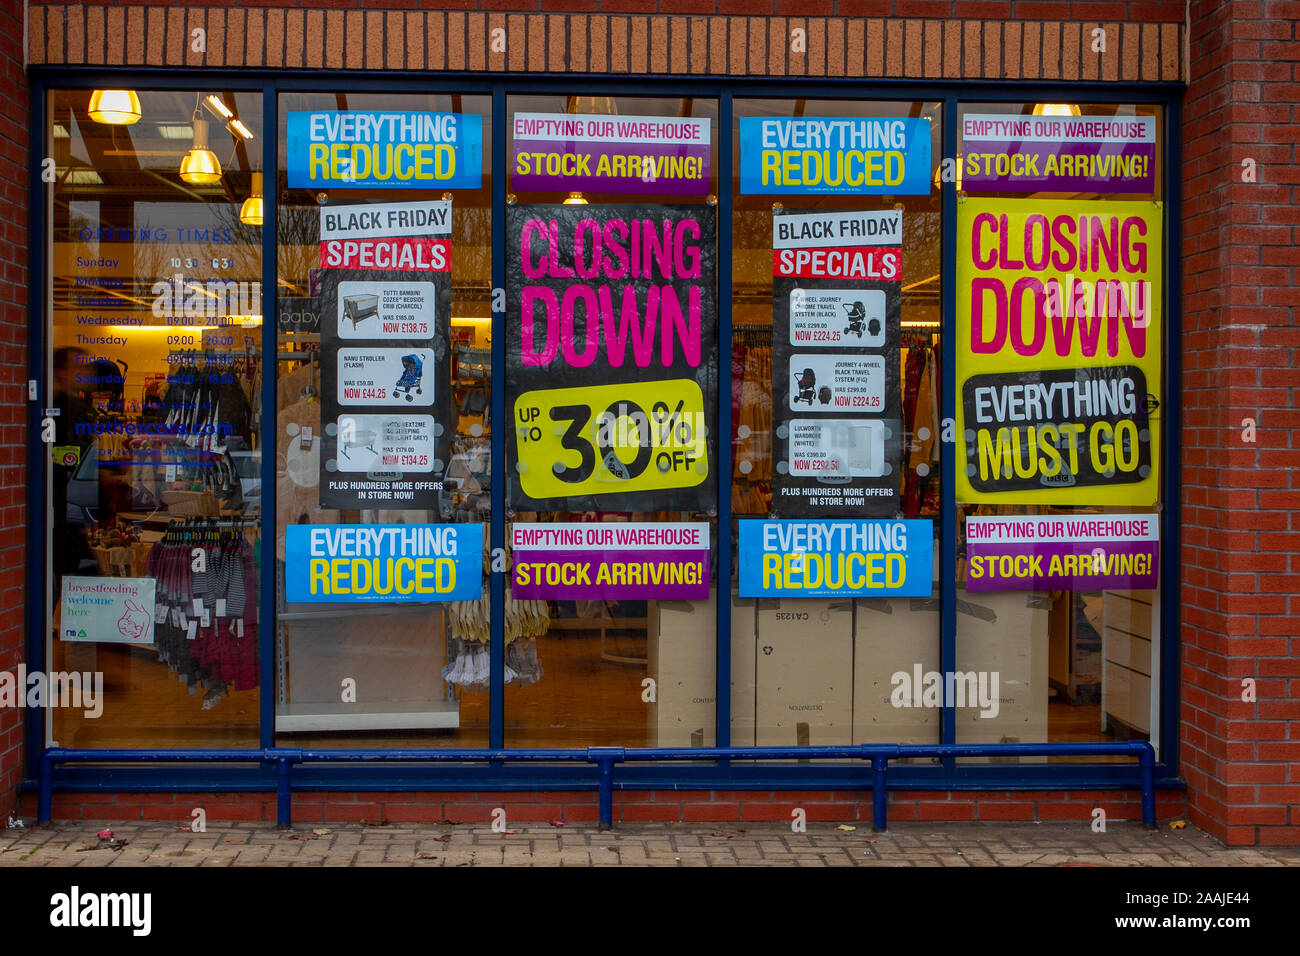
[511,521,709,600]
[739,117,932,195]
[738,519,933,598]
[505,204,718,512]
[284,524,483,603]
[961,113,1157,194]
[770,209,903,517]
[956,197,1162,505]
[318,200,453,510]
[964,512,1159,592]
[512,113,711,195]
[286,111,483,190]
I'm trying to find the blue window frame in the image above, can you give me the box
[24,70,1185,805]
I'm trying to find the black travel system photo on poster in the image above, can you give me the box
[505,203,718,513]
[771,208,903,516]
[317,199,453,510]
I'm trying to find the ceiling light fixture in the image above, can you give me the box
[179,119,222,184]
[563,191,588,205]
[88,90,142,125]
[204,95,234,120]
[240,172,264,226]
[228,119,254,141]
[1032,103,1081,117]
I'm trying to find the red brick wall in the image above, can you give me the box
[28,3,1185,82]
[1181,0,1300,847]
[23,788,1188,825]
[0,0,30,825]
[26,0,1188,14]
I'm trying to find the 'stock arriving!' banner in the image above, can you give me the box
[506,204,718,512]
[956,197,1162,505]
[512,113,711,195]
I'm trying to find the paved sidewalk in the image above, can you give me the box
[1,820,1298,866]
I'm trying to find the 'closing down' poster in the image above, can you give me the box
[506,204,717,512]
[956,197,1162,505]
[770,209,902,517]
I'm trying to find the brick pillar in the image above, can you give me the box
[0,0,31,823]
[1181,0,1300,847]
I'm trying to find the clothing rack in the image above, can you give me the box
[732,326,772,344]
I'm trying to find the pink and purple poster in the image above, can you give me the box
[965,513,1158,592]
[512,113,710,195]
[511,522,710,599]
[961,113,1156,194]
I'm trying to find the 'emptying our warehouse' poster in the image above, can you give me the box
[510,522,709,600]
[505,204,718,512]
[964,512,1159,592]
[956,197,1162,505]
[511,112,711,195]
[286,111,483,190]
[769,208,903,517]
[317,199,453,510]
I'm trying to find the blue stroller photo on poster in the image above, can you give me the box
[393,353,424,402]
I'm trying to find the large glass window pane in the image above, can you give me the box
[274,93,492,746]
[47,89,264,747]
[730,99,943,753]
[954,102,1165,760]
[505,94,719,747]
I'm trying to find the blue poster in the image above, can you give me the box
[285,524,483,603]
[739,117,932,195]
[738,519,933,598]
[287,111,483,189]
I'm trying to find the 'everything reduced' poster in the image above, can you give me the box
[506,204,718,512]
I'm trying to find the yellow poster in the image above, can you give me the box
[956,197,1162,505]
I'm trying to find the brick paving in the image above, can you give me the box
[1,820,1297,867]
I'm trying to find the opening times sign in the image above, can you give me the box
[771,209,903,517]
[956,197,1162,506]
[318,200,454,510]
[506,204,718,512]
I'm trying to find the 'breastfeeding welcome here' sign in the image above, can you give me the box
[287,111,483,189]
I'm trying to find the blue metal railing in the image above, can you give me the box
[38,741,1156,830]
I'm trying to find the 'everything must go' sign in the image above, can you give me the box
[956,197,1162,506]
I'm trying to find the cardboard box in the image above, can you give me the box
[647,595,716,747]
[754,598,854,747]
[731,593,757,747]
[955,589,1050,759]
[852,597,941,748]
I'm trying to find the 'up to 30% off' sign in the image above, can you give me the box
[513,379,708,500]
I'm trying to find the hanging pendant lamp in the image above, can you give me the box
[239,172,264,226]
[88,90,142,125]
[180,119,222,185]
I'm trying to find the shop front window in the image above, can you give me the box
[38,81,1172,771]
[954,102,1165,760]
[274,93,492,746]
[505,95,720,747]
[46,89,264,747]
[729,100,943,752]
